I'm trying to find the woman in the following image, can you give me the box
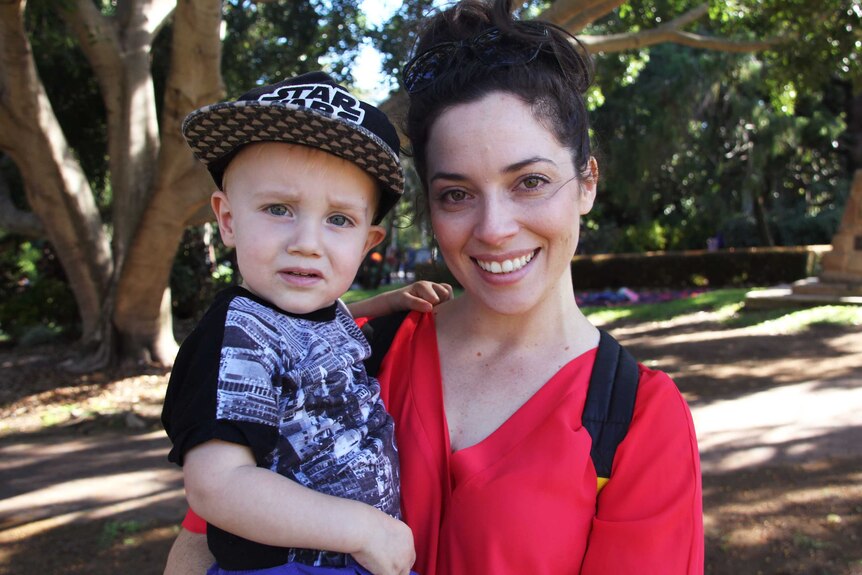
[166,0,703,573]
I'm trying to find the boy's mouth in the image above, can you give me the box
[279,268,323,284]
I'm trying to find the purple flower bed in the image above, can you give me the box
[575,288,708,307]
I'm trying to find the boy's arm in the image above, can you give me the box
[184,439,415,575]
[346,280,454,318]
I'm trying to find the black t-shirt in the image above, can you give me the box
[162,287,401,570]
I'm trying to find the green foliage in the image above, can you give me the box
[0,238,78,342]
[221,0,367,94]
[368,0,437,90]
[98,520,145,549]
[170,225,238,320]
[587,42,849,253]
[570,247,821,289]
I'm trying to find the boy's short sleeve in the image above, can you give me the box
[162,293,281,467]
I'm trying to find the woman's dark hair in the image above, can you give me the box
[404,0,594,191]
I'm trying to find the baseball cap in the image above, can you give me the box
[182,71,403,223]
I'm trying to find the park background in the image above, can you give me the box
[0,0,861,573]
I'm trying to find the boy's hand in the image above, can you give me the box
[394,280,454,313]
[352,511,416,575]
[346,281,454,319]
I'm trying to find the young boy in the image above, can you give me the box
[162,71,444,575]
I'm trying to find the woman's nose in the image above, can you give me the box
[473,194,520,246]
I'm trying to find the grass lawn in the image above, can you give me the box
[345,284,862,332]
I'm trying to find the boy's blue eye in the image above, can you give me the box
[267,205,289,216]
[328,214,352,227]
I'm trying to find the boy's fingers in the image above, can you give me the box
[409,281,439,302]
[405,294,434,312]
[432,282,454,301]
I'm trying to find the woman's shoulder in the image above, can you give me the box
[631,363,698,440]
[635,364,686,400]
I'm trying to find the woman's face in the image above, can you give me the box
[425,92,596,316]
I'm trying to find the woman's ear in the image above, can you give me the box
[578,157,599,215]
[211,191,236,247]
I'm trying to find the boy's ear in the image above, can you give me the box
[363,225,386,254]
[211,191,236,247]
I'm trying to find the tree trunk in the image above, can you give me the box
[0,0,112,342]
[112,0,223,365]
[845,89,862,174]
[1,0,221,368]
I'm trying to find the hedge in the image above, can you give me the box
[414,245,830,290]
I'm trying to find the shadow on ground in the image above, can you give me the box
[704,457,862,575]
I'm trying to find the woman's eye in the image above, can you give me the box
[266,205,289,216]
[520,176,548,191]
[328,214,352,227]
[441,189,469,203]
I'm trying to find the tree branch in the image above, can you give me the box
[542,0,628,33]
[577,4,780,54]
[580,29,780,54]
[63,0,123,121]
[539,0,624,29]
[135,0,178,40]
[154,0,223,210]
[146,0,178,37]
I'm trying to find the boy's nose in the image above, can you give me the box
[287,217,323,256]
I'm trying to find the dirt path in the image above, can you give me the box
[0,317,860,574]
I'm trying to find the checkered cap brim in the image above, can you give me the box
[182,100,404,202]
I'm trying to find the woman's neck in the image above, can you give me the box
[438,280,597,358]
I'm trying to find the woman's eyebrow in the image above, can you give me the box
[429,171,468,184]
[502,156,558,173]
[430,157,559,184]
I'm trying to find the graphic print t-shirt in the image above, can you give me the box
[162,286,400,570]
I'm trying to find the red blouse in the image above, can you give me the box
[376,311,703,575]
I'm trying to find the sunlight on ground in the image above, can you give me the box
[694,379,862,472]
[0,373,166,436]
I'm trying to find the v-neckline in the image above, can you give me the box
[423,313,597,489]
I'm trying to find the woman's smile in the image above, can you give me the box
[473,248,538,274]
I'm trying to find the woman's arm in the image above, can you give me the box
[163,528,212,575]
[346,281,453,318]
[580,368,704,574]
[183,440,415,575]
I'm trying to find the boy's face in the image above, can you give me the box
[213,142,385,315]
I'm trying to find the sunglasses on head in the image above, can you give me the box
[402,21,551,94]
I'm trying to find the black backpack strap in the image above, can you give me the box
[583,329,640,490]
[361,310,410,377]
